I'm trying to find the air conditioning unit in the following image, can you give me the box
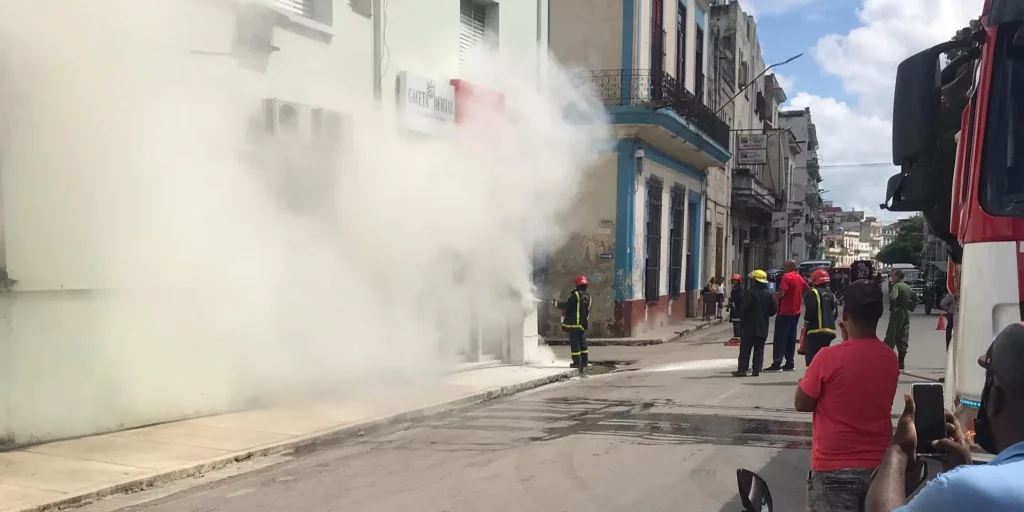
[263,98,312,140]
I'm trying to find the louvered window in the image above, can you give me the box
[460,0,487,66]
[273,0,311,18]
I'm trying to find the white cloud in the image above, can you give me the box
[787,0,983,220]
[774,73,796,96]
[740,0,820,17]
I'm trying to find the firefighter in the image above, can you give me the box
[553,275,592,375]
[803,268,839,366]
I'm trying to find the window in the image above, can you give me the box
[695,25,705,101]
[645,178,664,303]
[274,0,311,17]
[675,1,687,86]
[460,0,498,66]
[272,0,331,25]
[651,0,666,80]
[668,187,686,297]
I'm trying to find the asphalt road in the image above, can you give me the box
[80,309,948,512]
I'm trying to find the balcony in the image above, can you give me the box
[732,169,776,215]
[579,69,731,150]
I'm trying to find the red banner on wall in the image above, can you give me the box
[449,79,505,124]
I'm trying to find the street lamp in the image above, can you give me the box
[715,53,803,116]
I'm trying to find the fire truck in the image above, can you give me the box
[881,0,1024,447]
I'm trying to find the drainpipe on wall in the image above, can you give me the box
[372,0,383,101]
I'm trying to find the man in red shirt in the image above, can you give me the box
[768,260,809,371]
[795,279,900,511]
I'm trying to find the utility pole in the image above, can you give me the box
[372,0,383,101]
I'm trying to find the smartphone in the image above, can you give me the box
[912,383,946,454]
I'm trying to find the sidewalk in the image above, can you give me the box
[0,363,576,512]
[544,317,724,346]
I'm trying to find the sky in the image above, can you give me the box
[736,0,984,222]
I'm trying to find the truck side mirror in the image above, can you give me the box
[892,48,942,165]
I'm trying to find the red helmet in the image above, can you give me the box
[574,275,589,287]
[732,273,742,282]
[811,268,830,286]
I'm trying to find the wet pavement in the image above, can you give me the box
[77,310,946,512]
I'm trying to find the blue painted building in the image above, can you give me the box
[544,0,732,337]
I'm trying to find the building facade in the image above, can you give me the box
[0,0,549,445]
[778,107,821,262]
[544,0,731,337]
[710,0,777,278]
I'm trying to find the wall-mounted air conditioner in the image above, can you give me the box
[260,99,352,153]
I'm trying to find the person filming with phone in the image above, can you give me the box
[794,279,900,511]
[865,322,1024,512]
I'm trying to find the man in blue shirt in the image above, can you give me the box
[865,322,1024,512]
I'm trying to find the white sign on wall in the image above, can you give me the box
[737,134,767,150]
[737,148,768,165]
[771,212,788,229]
[396,71,456,135]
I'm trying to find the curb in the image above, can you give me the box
[17,369,577,512]
[544,319,725,347]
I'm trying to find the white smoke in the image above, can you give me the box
[0,0,609,442]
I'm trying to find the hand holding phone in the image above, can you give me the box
[911,383,946,455]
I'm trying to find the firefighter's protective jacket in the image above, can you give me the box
[803,284,838,338]
[554,288,591,331]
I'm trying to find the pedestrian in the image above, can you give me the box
[795,279,900,512]
[715,277,726,319]
[940,289,958,350]
[552,275,592,375]
[702,279,717,321]
[732,269,777,377]
[884,268,917,370]
[767,260,809,372]
[803,268,839,366]
[728,273,744,341]
[865,322,1024,512]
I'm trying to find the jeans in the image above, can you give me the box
[804,333,836,366]
[732,320,742,338]
[737,335,767,373]
[806,468,874,512]
[568,329,588,368]
[772,314,800,368]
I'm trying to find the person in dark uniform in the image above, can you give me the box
[553,275,592,375]
[733,269,778,377]
[803,268,839,366]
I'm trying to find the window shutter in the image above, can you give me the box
[273,0,311,18]
[459,0,487,66]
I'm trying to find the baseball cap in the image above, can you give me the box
[980,322,1024,393]
[844,279,884,321]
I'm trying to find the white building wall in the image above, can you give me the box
[0,0,549,445]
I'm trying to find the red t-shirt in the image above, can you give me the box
[799,338,900,472]
[778,271,808,316]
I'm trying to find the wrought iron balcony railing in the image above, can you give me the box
[578,69,731,151]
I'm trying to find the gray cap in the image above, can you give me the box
[981,322,1024,394]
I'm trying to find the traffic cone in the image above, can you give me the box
[936,313,946,330]
[797,328,807,355]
